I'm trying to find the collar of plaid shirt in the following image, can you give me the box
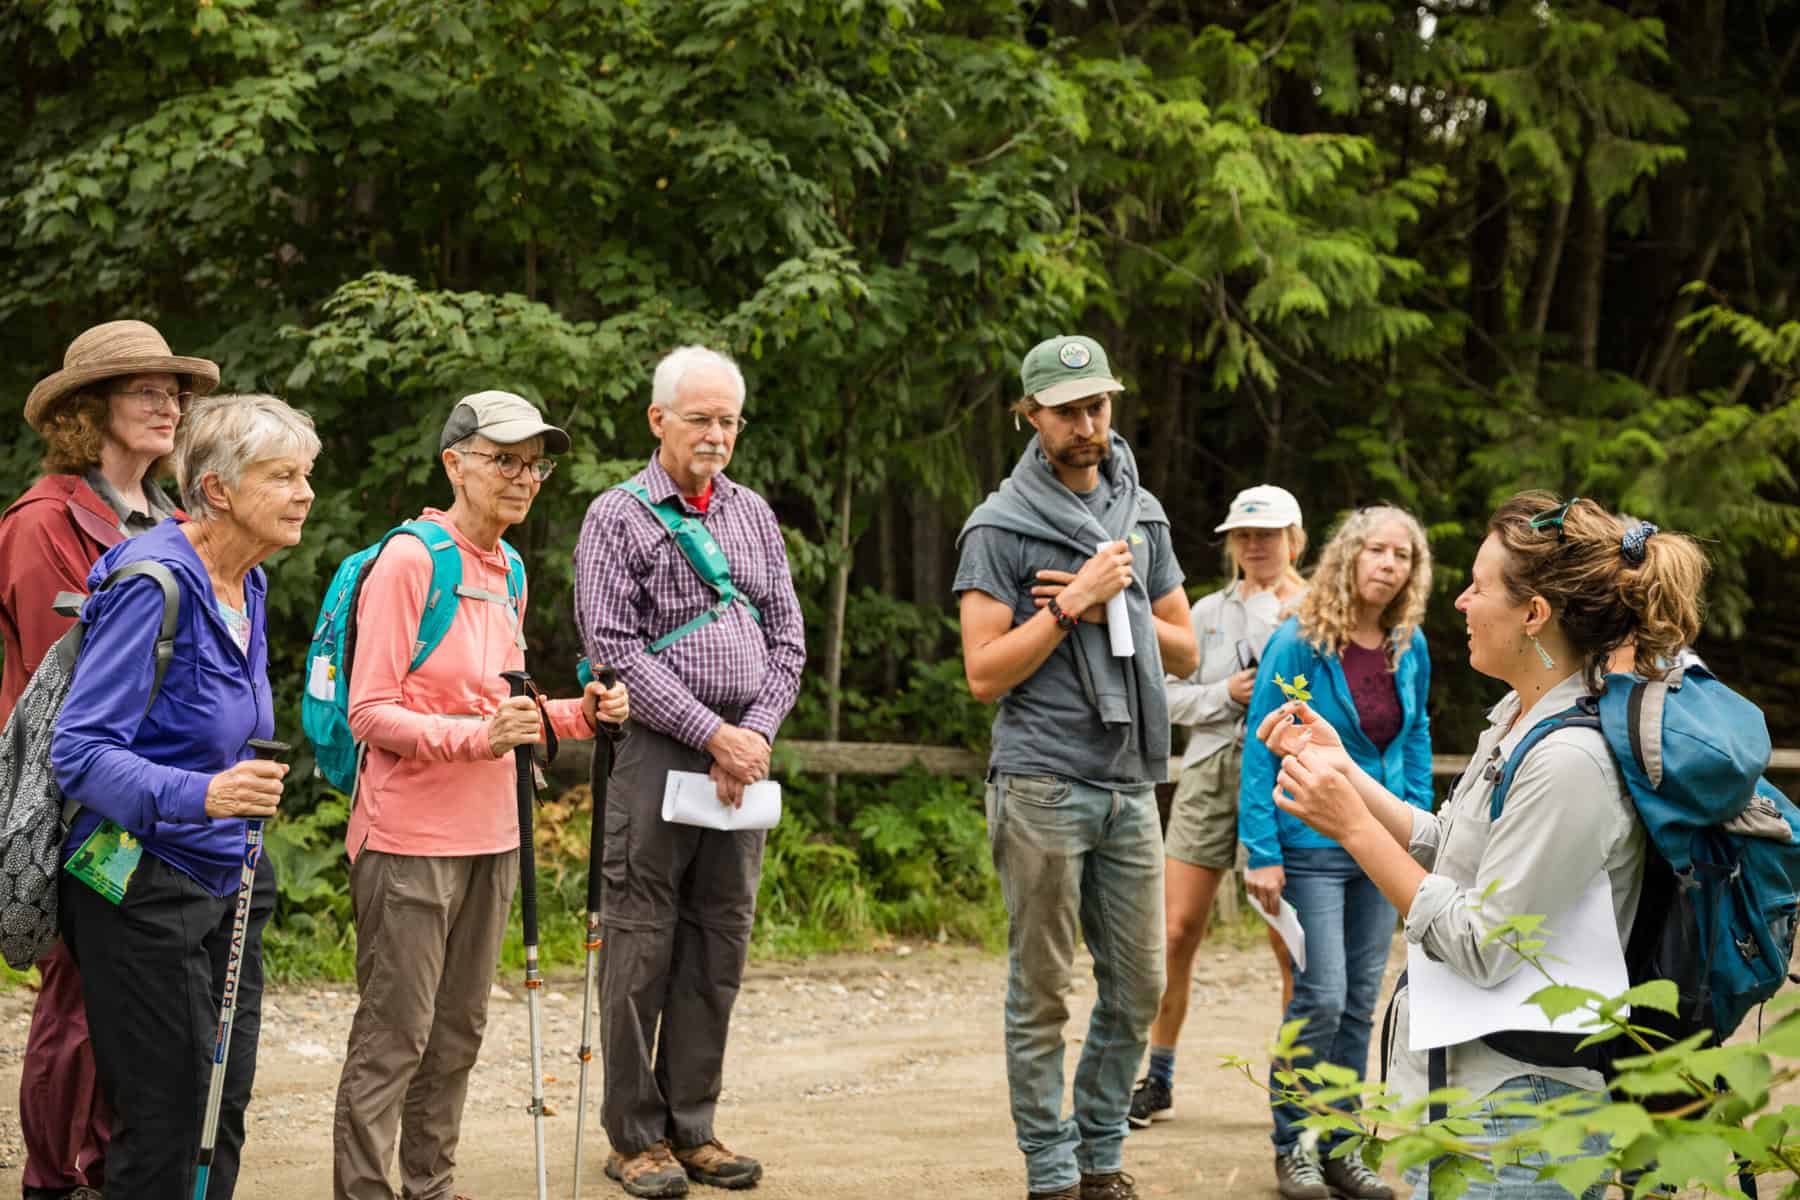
[643,453,739,512]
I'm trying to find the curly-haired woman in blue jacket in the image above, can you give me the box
[1238,505,1435,1200]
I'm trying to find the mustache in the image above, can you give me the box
[696,443,727,455]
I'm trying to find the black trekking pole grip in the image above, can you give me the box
[501,670,539,946]
[586,666,619,915]
[247,738,291,762]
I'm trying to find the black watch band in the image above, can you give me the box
[1047,596,1079,632]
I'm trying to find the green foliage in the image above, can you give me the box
[1246,905,1800,1198]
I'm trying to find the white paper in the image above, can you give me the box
[1406,873,1628,1052]
[1096,541,1134,657]
[1251,896,1307,974]
[661,770,782,831]
[307,655,336,702]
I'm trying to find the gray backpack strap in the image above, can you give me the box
[61,561,184,720]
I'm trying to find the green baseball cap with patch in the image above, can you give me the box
[1019,334,1124,407]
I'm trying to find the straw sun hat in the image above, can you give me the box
[25,320,221,432]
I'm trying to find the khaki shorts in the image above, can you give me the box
[1164,743,1243,869]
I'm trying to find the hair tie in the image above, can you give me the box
[1621,522,1658,564]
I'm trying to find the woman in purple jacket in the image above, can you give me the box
[51,394,318,1200]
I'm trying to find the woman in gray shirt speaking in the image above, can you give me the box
[1256,492,1706,1198]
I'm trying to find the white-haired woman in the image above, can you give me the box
[2,319,218,1200]
[1131,485,1308,1130]
[332,391,628,1200]
[52,394,318,1200]
[1239,505,1434,1200]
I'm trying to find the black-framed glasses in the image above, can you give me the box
[1528,496,1582,543]
[112,385,195,415]
[460,449,556,481]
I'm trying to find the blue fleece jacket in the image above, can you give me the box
[1237,615,1433,869]
[52,519,274,896]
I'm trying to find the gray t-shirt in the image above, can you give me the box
[954,476,1183,791]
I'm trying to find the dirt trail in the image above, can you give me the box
[0,936,1332,1197]
[0,935,1765,1198]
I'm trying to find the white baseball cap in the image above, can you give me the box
[1215,485,1303,533]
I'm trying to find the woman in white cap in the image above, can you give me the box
[1130,485,1307,1132]
[331,390,630,1200]
[0,319,218,1200]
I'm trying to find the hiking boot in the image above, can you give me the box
[1274,1146,1332,1200]
[1323,1151,1394,1200]
[1027,1187,1079,1200]
[606,1141,691,1197]
[1080,1170,1137,1199]
[672,1138,763,1189]
[1127,1075,1173,1128]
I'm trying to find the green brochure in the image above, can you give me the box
[63,819,143,904]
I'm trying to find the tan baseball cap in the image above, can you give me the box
[440,390,570,453]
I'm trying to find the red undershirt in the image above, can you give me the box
[684,481,714,513]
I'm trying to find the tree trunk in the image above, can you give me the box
[878,486,899,695]
[821,395,859,827]
[1466,103,1511,384]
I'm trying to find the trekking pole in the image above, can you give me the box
[502,670,551,1200]
[572,666,618,1199]
[193,736,288,1200]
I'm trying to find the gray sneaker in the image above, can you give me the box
[1274,1147,1332,1200]
[1323,1151,1394,1200]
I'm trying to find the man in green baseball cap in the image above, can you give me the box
[953,334,1198,1200]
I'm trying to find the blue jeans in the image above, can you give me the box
[1404,1075,1609,1198]
[986,773,1165,1194]
[1269,845,1395,1151]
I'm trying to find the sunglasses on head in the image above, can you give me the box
[1528,496,1583,543]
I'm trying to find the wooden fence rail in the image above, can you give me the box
[555,740,1800,781]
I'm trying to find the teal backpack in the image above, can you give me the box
[301,521,525,794]
[575,480,762,685]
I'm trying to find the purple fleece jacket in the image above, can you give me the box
[51,518,274,897]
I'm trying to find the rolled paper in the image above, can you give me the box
[1098,541,1134,657]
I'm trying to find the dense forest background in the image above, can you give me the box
[7,0,1800,960]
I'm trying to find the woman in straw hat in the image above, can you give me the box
[0,319,217,1200]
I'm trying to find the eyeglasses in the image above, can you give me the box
[460,449,556,481]
[671,411,748,435]
[112,386,195,414]
[1528,496,1583,543]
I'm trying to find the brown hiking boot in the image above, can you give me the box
[672,1138,763,1189]
[606,1140,691,1197]
[1081,1171,1137,1200]
[1027,1187,1080,1200]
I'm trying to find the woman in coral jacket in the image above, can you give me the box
[0,319,216,1200]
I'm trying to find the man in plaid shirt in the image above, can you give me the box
[574,345,805,1198]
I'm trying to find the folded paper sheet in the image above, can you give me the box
[1406,872,1628,1052]
[1251,896,1307,973]
[661,770,783,831]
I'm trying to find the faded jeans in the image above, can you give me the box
[1270,845,1396,1152]
[986,773,1165,1194]
[1404,1075,1609,1199]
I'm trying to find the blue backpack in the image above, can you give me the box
[301,521,525,794]
[1486,662,1800,1062]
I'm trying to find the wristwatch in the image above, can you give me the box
[1047,596,1079,632]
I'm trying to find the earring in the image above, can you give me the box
[1013,413,1022,432]
[1530,634,1556,670]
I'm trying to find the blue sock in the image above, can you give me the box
[1148,1045,1176,1088]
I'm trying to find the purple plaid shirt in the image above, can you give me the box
[574,455,806,750]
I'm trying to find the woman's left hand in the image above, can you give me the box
[583,680,630,729]
[1273,746,1372,842]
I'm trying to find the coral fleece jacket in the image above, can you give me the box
[345,509,589,863]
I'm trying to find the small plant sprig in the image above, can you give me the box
[1274,672,1312,703]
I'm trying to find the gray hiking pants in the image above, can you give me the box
[598,719,765,1155]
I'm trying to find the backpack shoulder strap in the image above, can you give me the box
[391,521,465,671]
[611,480,764,652]
[93,560,182,718]
[1490,702,1600,822]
